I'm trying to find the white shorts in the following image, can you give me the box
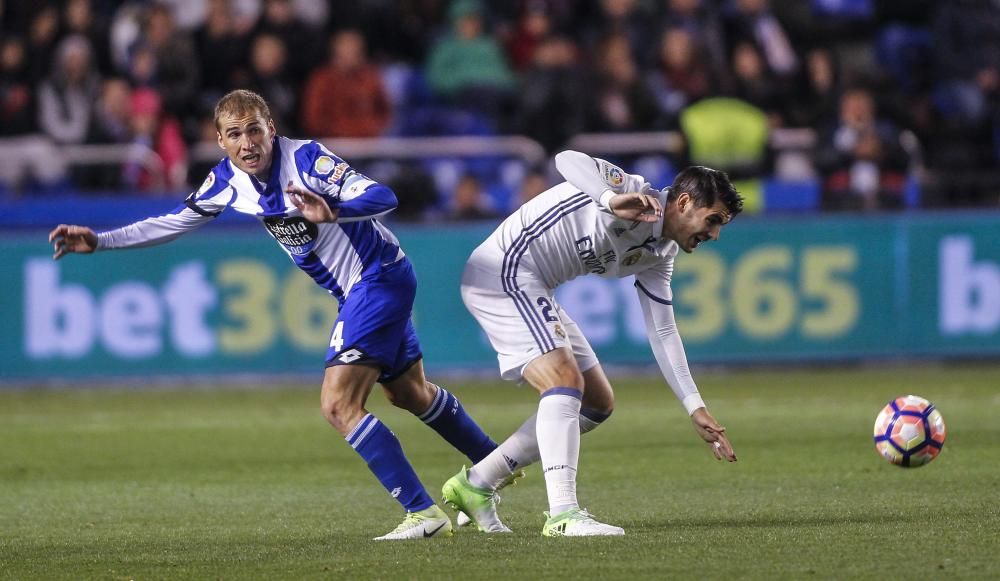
[461,262,599,381]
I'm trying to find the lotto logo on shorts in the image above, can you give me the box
[338,348,364,363]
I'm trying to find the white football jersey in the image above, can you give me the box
[470,151,676,301]
[96,136,403,303]
[465,150,705,414]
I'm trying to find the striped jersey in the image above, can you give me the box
[96,136,403,304]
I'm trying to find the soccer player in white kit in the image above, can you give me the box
[442,150,742,536]
[47,90,504,540]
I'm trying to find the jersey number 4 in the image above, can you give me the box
[330,321,345,351]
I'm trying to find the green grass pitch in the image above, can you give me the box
[2,365,999,579]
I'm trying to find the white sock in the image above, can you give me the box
[468,408,610,490]
[469,414,537,489]
[536,390,582,515]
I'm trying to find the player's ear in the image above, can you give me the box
[676,191,692,212]
[216,132,225,150]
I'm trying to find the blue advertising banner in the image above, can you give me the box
[3,212,999,380]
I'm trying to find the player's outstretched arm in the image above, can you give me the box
[49,224,98,260]
[691,407,737,462]
[287,182,339,223]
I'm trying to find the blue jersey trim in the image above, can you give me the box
[501,193,592,353]
[541,387,583,400]
[292,251,346,304]
[635,280,673,305]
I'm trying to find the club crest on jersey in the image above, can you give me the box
[623,251,642,266]
[263,216,318,255]
[554,324,566,338]
[314,155,336,175]
[327,162,349,184]
[604,165,625,187]
[196,171,215,195]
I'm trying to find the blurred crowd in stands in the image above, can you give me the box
[1,0,999,216]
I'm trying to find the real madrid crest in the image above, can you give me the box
[623,251,642,266]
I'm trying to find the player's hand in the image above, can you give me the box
[691,407,737,462]
[48,224,98,260]
[286,182,338,223]
[608,193,662,223]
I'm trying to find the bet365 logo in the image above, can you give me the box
[939,236,1000,335]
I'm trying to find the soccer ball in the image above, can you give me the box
[873,395,946,467]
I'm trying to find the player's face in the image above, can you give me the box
[667,192,732,253]
[217,110,276,177]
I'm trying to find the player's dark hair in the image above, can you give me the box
[666,166,744,218]
[214,90,272,130]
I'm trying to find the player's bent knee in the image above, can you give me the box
[380,378,435,414]
[319,393,364,434]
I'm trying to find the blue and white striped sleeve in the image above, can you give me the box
[635,261,706,416]
[97,165,233,250]
[296,142,397,223]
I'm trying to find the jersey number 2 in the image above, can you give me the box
[536,297,558,322]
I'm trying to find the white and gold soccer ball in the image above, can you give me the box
[873,395,946,468]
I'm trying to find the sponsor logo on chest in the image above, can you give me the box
[575,236,618,274]
[263,216,318,255]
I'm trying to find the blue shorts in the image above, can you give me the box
[325,257,423,383]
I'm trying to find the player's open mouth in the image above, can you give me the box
[692,235,707,248]
[243,153,261,166]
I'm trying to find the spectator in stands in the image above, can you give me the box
[654,0,730,90]
[723,0,799,82]
[514,167,550,206]
[504,0,555,72]
[62,0,113,77]
[581,0,654,65]
[515,34,586,152]
[929,0,1000,197]
[252,0,321,85]
[244,33,296,134]
[300,29,391,138]
[729,41,786,127]
[425,0,516,126]
[123,87,188,192]
[931,0,1000,128]
[194,0,250,109]
[0,35,64,192]
[90,77,133,145]
[787,46,841,129]
[449,173,499,220]
[26,5,62,85]
[386,163,440,221]
[646,26,715,127]
[583,32,660,133]
[79,77,133,189]
[142,3,200,120]
[815,87,909,211]
[38,35,100,146]
[0,36,37,137]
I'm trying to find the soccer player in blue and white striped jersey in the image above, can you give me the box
[48,89,498,540]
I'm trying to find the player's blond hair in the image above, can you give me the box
[214,90,272,130]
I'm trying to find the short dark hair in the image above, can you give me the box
[666,166,743,218]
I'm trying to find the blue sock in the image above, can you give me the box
[347,414,434,513]
[417,385,497,463]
